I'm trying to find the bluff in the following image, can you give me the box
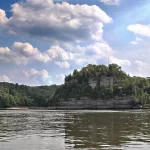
[50,64,150,109]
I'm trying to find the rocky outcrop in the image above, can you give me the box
[99,76,119,87]
[88,76,121,89]
[88,78,97,89]
[54,96,134,109]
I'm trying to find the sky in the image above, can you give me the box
[0,0,150,86]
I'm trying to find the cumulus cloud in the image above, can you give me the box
[22,68,52,85]
[46,45,72,61]
[0,42,50,65]
[0,0,112,42]
[55,61,70,68]
[84,42,113,58]
[0,75,11,82]
[0,40,132,71]
[100,0,120,5]
[64,42,114,65]
[0,9,8,31]
[12,42,51,63]
[62,41,132,68]
[0,42,72,68]
[128,24,150,37]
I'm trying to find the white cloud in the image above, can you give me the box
[85,42,113,58]
[22,68,52,85]
[0,40,133,72]
[130,41,137,45]
[0,75,11,82]
[12,42,51,63]
[0,47,27,65]
[128,24,150,37]
[100,0,120,5]
[56,74,65,81]
[127,60,150,77]
[62,41,131,68]
[135,60,148,69]
[46,45,72,61]
[109,56,131,66]
[0,42,73,68]
[0,9,8,30]
[55,61,70,68]
[65,42,114,66]
[0,42,51,65]
[130,37,143,45]
[0,0,112,42]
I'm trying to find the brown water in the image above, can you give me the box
[0,110,150,150]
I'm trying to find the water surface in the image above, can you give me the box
[0,109,150,150]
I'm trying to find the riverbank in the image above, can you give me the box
[0,107,47,110]
[0,97,148,110]
[0,105,148,110]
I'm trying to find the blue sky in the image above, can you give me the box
[0,0,150,85]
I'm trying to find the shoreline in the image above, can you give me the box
[0,106,149,110]
[0,107,46,110]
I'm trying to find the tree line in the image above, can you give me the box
[0,82,58,108]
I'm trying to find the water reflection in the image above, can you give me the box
[0,110,150,150]
[64,110,150,149]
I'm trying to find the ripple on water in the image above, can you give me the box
[0,110,150,150]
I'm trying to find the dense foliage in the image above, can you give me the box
[0,82,58,108]
[52,64,150,107]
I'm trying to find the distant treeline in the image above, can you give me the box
[0,82,58,108]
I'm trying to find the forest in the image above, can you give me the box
[0,82,58,108]
[1,64,150,108]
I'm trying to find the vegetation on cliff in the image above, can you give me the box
[52,64,150,107]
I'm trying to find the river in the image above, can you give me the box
[0,109,150,150]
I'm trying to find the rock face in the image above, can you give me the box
[57,96,134,109]
[100,76,118,87]
[88,76,120,89]
[88,79,97,89]
[56,76,131,109]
